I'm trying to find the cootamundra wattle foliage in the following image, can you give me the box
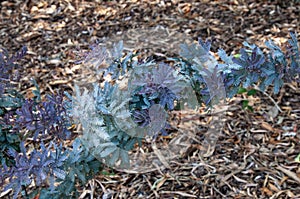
[1,32,299,198]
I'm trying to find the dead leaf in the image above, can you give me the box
[261,122,274,132]
[261,187,273,196]
[268,182,279,192]
[276,166,300,184]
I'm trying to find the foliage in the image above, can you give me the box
[129,62,191,136]
[69,42,197,168]
[1,32,299,199]
[1,137,101,199]
[38,138,101,199]
[69,32,300,168]
[14,93,71,141]
[178,32,300,103]
[0,47,27,167]
[0,48,101,199]
[69,78,142,168]
[1,141,67,199]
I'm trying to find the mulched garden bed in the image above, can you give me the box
[1,0,300,198]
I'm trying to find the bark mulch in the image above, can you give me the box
[1,0,300,198]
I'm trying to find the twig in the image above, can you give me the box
[253,85,282,112]
[276,166,300,184]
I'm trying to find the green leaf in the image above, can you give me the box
[274,78,283,94]
[242,100,249,109]
[247,106,254,112]
[100,146,117,158]
[107,149,119,166]
[0,95,22,108]
[247,89,257,96]
[143,97,151,107]
[97,142,116,148]
[120,150,130,167]
[264,74,276,86]
[64,180,75,196]
[69,170,75,182]
[53,168,66,180]
[295,154,300,162]
[74,167,86,183]
[6,133,19,143]
[237,87,247,94]
[124,138,137,151]
[88,160,101,173]
[233,54,241,58]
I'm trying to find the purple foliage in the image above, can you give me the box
[14,93,71,140]
[2,141,67,199]
[132,109,151,127]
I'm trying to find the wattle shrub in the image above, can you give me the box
[0,32,299,198]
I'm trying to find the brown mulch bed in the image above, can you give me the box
[1,0,300,198]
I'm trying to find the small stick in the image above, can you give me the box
[253,85,282,113]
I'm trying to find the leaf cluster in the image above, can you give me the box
[69,81,141,168]
[1,141,67,199]
[2,32,299,199]
[38,138,101,199]
[71,43,195,168]
[0,47,27,167]
[178,32,300,103]
[14,93,71,141]
[0,48,102,199]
